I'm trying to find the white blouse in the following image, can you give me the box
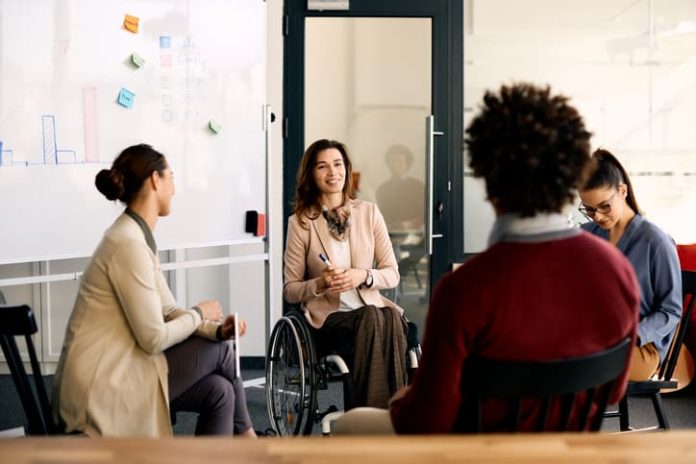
[333,240,364,311]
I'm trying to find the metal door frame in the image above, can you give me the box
[282,0,463,296]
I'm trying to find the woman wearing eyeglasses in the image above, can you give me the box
[579,149,682,381]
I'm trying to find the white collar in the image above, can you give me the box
[488,211,576,247]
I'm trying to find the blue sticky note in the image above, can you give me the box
[160,36,171,48]
[117,88,135,108]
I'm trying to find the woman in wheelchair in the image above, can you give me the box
[283,139,408,409]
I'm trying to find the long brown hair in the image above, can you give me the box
[293,139,355,223]
[582,148,641,215]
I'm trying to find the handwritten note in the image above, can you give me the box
[117,88,135,108]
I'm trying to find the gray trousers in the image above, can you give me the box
[165,336,252,435]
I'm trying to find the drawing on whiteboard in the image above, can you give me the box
[1,105,106,168]
[42,115,77,164]
[82,87,100,163]
[0,141,21,166]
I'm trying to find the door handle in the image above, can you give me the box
[425,115,444,256]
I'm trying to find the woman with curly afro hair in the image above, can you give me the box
[385,83,641,434]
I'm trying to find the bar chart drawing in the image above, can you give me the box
[82,87,99,163]
[42,115,77,165]
[0,112,108,168]
[0,140,25,167]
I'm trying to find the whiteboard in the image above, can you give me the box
[0,0,266,264]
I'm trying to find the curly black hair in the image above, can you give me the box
[465,83,592,217]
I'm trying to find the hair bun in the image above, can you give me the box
[95,168,125,201]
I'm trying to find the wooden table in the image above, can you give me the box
[2,432,696,464]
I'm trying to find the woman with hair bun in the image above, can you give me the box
[53,144,256,437]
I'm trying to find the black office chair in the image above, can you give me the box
[605,270,696,431]
[0,302,58,435]
[461,337,632,432]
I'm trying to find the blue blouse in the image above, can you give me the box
[582,215,682,361]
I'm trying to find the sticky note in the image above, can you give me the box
[124,14,139,33]
[208,120,221,134]
[159,36,171,48]
[131,52,145,68]
[117,88,135,108]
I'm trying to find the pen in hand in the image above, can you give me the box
[319,253,337,292]
[319,253,332,267]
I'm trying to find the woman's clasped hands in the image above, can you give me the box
[319,265,367,293]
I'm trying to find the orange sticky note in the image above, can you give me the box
[124,14,139,33]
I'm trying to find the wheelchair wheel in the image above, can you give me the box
[265,314,317,436]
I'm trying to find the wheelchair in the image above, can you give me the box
[265,309,421,436]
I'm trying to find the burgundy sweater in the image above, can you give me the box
[390,231,640,433]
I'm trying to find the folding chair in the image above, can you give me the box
[0,303,58,435]
[605,270,696,431]
[461,337,632,432]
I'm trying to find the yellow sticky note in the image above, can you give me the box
[124,14,139,34]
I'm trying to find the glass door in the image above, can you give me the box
[305,17,431,330]
[283,0,463,338]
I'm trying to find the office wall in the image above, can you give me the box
[464,0,696,251]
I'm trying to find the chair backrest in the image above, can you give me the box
[0,303,56,435]
[658,270,696,381]
[461,337,632,433]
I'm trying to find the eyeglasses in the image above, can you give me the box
[578,191,617,218]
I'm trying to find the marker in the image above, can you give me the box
[319,253,332,267]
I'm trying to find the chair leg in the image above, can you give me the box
[412,264,422,289]
[651,392,670,430]
[618,396,630,431]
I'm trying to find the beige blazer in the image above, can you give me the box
[284,199,402,328]
[52,213,219,437]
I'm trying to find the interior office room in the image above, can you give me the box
[2,0,696,462]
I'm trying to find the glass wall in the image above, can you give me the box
[464,0,696,252]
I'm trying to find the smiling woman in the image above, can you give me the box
[283,139,408,409]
